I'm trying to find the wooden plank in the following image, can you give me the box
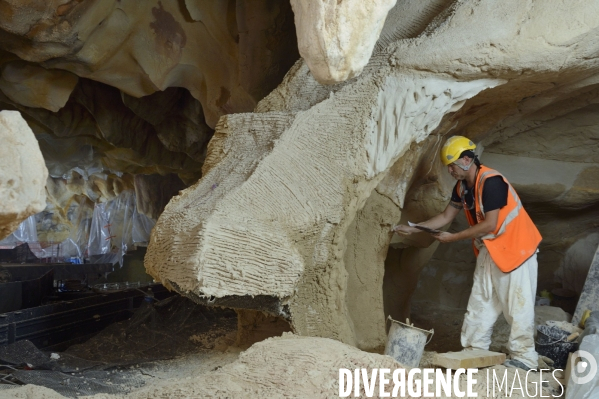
[433,350,506,369]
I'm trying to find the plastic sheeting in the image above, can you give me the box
[0,191,154,266]
[0,215,38,245]
[132,205,155,247]
[87,190,154,265]
[59,196,92,261]
[0,215,53,260]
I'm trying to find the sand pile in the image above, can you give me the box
[1,333,559,398]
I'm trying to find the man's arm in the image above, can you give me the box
[393,202,461,235]
[434,208,499,243]
[435,176,507,243]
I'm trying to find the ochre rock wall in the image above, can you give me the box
[0,0,298,127]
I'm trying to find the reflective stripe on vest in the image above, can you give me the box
[459,165,542,272]
[460,169,520,241]
[472,170,521,241]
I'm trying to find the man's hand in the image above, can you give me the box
[433,231,458,243]
[392,224,420,235]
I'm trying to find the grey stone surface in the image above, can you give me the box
[573,243,599,325]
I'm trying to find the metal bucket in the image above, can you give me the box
[535,325,578,369]
[384,316,434,368]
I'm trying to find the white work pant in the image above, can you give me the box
[461,245,538,369]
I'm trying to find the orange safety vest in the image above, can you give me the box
[458,165,542,273]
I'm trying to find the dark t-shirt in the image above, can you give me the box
[451,175,508,223]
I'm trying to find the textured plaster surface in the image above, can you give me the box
[147,0,599,348]
[290,0,397,84]
[146,70,495,347]
[0,110,48,239]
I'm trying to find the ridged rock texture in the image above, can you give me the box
[0,110,48,239]
[147,0,599,351]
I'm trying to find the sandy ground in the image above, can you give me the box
[0,301,571,398]
[0,329,243,399]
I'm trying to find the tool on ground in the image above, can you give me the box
[579,309,591,328]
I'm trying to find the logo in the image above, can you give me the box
[571,350,598,385]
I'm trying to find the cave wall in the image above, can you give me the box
[0,0,299,246]
[146,0,599,350]
[0,0,299,127]
[413,76,599,311]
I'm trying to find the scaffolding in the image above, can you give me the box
[0,241,66,264]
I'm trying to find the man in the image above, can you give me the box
[394,136,542,371]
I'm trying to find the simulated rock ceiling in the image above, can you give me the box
[0,0,299,239]
[0,0,298,180]
[1,0,599,351]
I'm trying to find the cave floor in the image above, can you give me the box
[410,300,467,355]
[1,299,570,398]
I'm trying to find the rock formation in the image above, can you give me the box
[290,0,397,84]
[145,70,497,350]
[146,0,599,351]
[0,0,298,127]
[0,0,598,358]
[0,110,48,239]
[0,0,298,245]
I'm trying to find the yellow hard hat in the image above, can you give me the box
[440,136,476,166]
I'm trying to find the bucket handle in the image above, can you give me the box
[426,329,435,345]
[535,337,568,346]
[386,316,435,345]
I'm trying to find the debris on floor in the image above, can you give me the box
[0,296,239,398]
